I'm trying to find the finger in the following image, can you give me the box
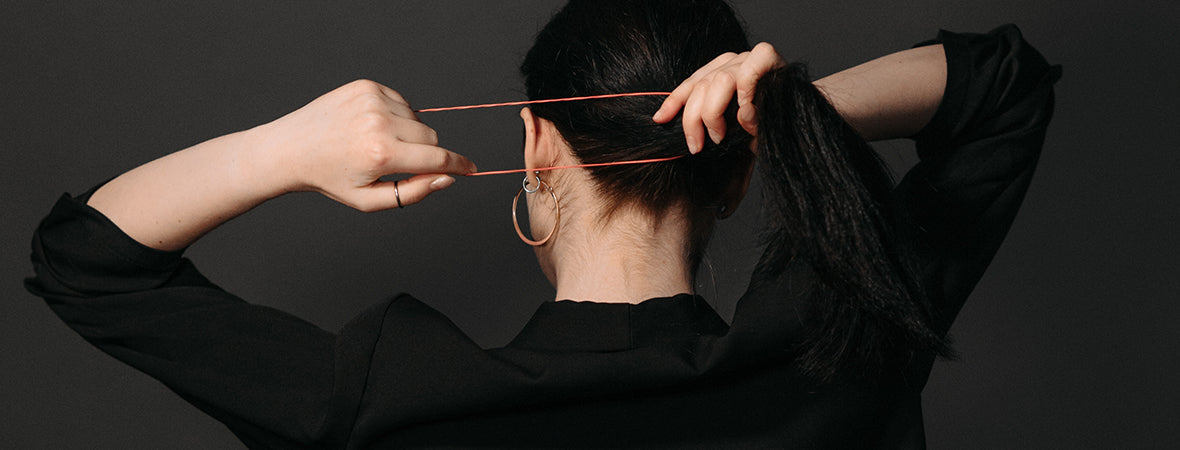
[653,79,694,123]
[371,81,406,105]
[345,80,408,108]
[387,98,418,121]
[700,71,738,144]
[382,142,477,175]
[391,116,440,146]
[378,91,419,121]
[349,174,456,212]
[680,81,712,154]
[736,42,783,108]
[355,111,439,149]
[363,81,422,121]
[654,52,739,122]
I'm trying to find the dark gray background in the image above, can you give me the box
[2,1,1176,448]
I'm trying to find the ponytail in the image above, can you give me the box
[753,63,953,383]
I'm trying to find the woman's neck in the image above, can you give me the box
[549,206,695,304]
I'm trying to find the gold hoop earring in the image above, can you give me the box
[512,172,559,246]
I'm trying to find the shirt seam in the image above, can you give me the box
[339,297,399,449]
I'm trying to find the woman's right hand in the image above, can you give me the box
[652,42,785,154]
[89,79,476,251]
[260,79,477,212]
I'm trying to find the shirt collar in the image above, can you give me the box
[506,294,729,352]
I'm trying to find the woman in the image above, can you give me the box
[26,0,1059,448]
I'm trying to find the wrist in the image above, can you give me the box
[237,122,304,199]
[811,44,946,141]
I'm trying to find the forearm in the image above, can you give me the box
[87,126,287,251]
[814,44,946,141]
[84,80,472,252]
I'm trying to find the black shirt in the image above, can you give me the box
[26,26,1059,449]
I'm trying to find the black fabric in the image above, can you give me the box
[26,26,1059,449]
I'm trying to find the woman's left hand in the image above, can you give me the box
[652,42,785,154]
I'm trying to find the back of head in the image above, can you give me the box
[521,0,754,261]
[523,0,952,384]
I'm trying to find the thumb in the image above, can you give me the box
[737,103,758,136]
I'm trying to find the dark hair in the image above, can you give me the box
[523,0,951,383]
[521,0,754,263]
[752,64,954,381]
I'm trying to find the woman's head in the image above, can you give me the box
[520,0,755,265]
[521,0,951,382]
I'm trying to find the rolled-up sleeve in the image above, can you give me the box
[26,189,344,448]
[895,24,1062,331]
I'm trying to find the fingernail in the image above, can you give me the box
[431,175,455,191]
[739,107,757,132]
[687,136,702,154]
[708,129,723,144]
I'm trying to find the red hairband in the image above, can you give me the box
[414,92,684,177]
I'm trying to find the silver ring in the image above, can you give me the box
[394,180,403,208]
[522,171,542,194]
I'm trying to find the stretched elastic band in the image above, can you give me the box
[465,155,684,177]
[414,92,672,113]
[413,92,684,176]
